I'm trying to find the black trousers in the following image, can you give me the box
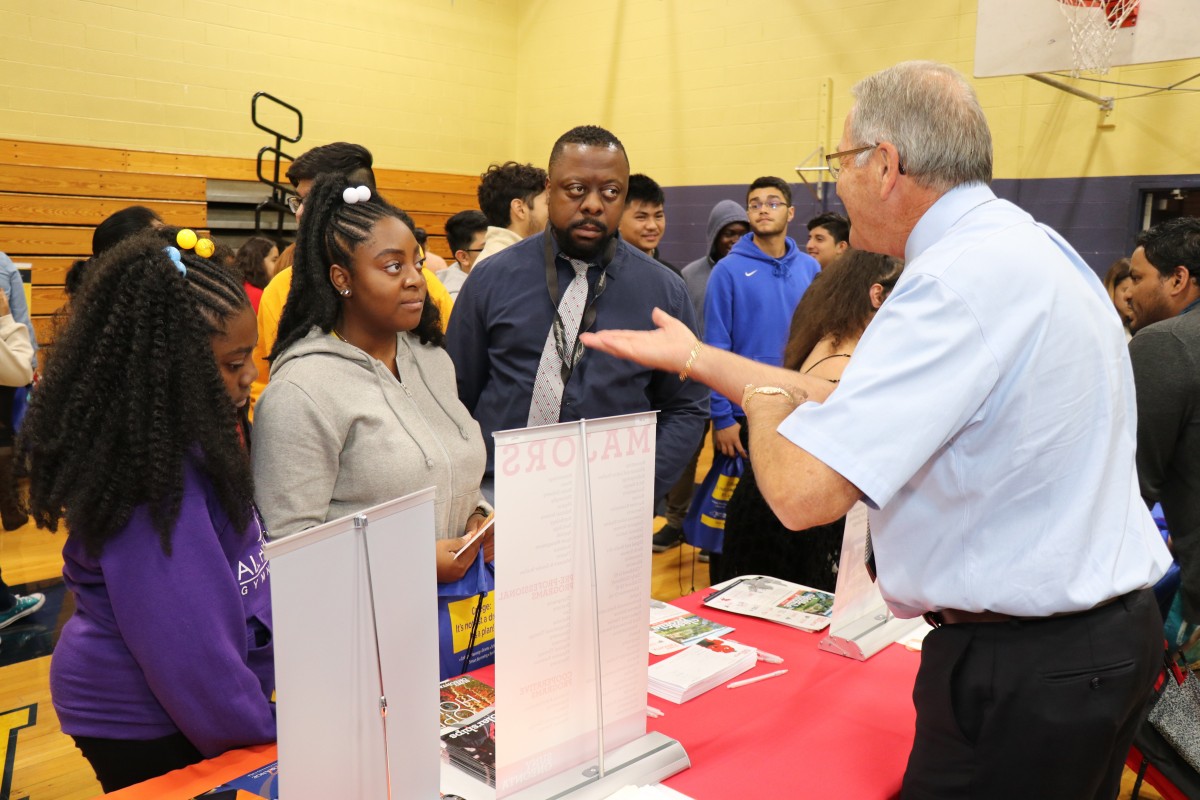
[0,566,12,610]
[901,588,1161,799]
[663,419,711,528]
[73,732,203,792]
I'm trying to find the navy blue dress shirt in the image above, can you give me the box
[446,231,709,501]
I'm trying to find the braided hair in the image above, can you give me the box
[20,230,255,556]
[271,172,442,360]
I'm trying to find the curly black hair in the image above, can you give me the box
[19,230,255,557]
[477,162,547,228]
[271,173,443,360]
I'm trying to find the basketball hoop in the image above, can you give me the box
[1057,0,1141,76]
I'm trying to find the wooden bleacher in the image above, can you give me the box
[0,137,480,351]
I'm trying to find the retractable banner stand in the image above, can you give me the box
[493,412,689,800]
[265,488,441,799]
[819,502,926,661]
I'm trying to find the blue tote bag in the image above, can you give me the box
[682,453,744,554]
[437,552,495,680]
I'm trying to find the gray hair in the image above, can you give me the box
[849,61,992,193]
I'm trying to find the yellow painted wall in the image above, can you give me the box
[0,0,517,175]
[0,0,1195,183]
[512,0,1200,183]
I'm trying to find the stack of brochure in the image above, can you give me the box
[439,675,497,789]
[648,637,757,704]
[441,708,497,787]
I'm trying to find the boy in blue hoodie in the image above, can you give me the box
[703,177,820,461]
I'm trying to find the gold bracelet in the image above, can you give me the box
[679,339,703,381]
[742,384,801,407]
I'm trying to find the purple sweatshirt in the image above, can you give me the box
[50,459,276,757]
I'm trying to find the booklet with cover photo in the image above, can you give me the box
[649,600,736,655]
[440,675,496,729]
[703,575,835,632]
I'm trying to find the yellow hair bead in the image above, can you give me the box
[176,229,198,249]
[194,238,215,259]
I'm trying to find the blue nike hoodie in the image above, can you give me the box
[702,232,820,430]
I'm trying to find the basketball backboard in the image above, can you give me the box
[974,0,1200,77]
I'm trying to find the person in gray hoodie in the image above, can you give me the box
[680,200,751,336]
[654,200,750,552]
[252,173,492,581]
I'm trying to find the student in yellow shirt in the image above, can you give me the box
[249,143,453,414]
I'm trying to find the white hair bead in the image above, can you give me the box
[343,185,371,204]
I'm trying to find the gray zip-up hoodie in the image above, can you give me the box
[252,328,487,541]
[680,199,751,335]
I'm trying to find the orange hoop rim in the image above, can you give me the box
[1057,0,1140,28]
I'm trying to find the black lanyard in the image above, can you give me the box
[541,232,616,385]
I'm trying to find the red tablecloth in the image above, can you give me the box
[648,591,919,799]
[107,592,920,799]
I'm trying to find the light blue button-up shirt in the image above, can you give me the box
[778,183,1171,618]
[0,252,37,369]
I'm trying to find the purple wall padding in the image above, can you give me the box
[659,174,1200,277]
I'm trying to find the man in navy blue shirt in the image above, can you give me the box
[446,125,708,503]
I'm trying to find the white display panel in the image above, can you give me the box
[265,488,440,800]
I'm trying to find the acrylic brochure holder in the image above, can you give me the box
[819,502,925,661]
[494,412,690,799]
[264,488,441,800]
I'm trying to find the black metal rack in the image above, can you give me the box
[251,92,303,237]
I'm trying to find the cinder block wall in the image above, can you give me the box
[1,0,1196,269]
[0,0,518,174]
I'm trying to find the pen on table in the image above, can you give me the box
[756,650,784,664]
[703,578,745,604]
[453,516,496,559]
[727,669,788,689]
[646,705,665,718]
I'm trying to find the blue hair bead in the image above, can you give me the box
[164,246,186,276]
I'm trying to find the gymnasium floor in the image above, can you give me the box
[0,496,1161,799]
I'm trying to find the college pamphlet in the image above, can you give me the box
[702,575,835,632]
[647,637,757,704]
[648,600,735,656]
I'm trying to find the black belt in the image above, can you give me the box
[923,593,1125,629]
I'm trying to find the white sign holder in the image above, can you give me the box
[265,488,441,799]
[819,502,925,661]
[493,413,689,799]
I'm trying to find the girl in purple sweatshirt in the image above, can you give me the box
[19,230,275,791]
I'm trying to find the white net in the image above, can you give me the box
[1057,0,1141,76]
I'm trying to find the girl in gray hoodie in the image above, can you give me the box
[252,174,492,583]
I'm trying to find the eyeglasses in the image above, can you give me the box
[285,195,303,214]
[825,144,878,179]
[464,248,485,253]
[748,200,789,212]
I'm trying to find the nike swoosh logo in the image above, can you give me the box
[744,270,758,277]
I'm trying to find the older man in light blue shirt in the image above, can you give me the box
[585,61,1170,800]
[778,180,1165,619]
